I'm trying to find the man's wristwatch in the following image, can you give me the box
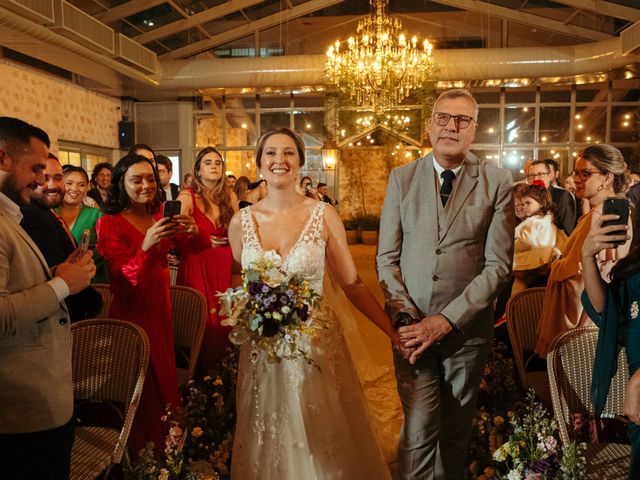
[394,312,417,329]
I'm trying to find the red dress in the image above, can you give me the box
[96,214,181,452]
[177,189,232,371]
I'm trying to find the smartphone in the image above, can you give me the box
[79,229,91,256]
[601,197,629,246]
[163,200,181,218]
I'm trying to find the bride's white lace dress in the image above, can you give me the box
[231,202,392,479]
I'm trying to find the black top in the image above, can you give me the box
[550,185,577,236]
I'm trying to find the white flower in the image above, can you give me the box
[262,250,282,266]
[159,468,169,480]
[631,301,639,320]
[506,467,524,480]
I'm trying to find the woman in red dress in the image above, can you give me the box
[97,153,198,451]
[177,147,239,371]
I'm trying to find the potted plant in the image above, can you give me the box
[359,214,380,245]
[342,217,359,245]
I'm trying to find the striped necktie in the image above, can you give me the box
[440,170,455,206]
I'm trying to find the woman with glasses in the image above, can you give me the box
[535,144,630,358]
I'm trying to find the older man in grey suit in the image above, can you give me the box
[0,117,95,479]
[377,90,514,479]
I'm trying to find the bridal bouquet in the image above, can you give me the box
[218,251,323,366]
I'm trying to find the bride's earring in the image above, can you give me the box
[597,184,604,192]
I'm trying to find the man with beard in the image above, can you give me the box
[20,153,102,321]
[0,116,95,479]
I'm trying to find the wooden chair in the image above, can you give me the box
[92,283,112,319]
[547,326,631,478]
[170,285,207,386]
[504,287,550,405]
[70,318,150,480]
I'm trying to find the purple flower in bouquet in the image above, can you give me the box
[526,454,559,476]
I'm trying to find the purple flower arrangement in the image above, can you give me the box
[219,252,322,365]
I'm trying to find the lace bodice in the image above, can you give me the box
[240,202,327,294]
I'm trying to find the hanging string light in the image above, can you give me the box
[326,0,435,113]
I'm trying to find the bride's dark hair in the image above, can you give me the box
[255,128,306,168]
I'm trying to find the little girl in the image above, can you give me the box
[512,180,568,295]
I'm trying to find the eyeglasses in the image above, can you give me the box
[432,112,475,129]
[572,169,605,180]
[526,172,549,180]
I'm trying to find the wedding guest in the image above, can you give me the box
[513,182,528,224]
[581,202,638,479]
[87,162,112,207]
[317,182,337,205]
[563,174,577,195]
[56,165,107,283]
[21,155,103,321]
[177,147,239,371]
[182,172,194,190]
[97,153,196,450]
[0,117,94,480]
[234,175,250,202]
[227,174,237,190]
[156,155,180,201]
[299,175,312,195]
[527,160,576,236]
[535,144,629,358]
[378,89,514,479]
[238,179,267,209]
[545,158,561,186]
[511,181,567,295]
[129,143,155,162]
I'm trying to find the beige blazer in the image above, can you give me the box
[377,152,515,343]
[0,203,73,434]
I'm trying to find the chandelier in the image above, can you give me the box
[326,0,435,113]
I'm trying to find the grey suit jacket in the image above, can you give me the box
[377,152,515,343]
[0,203,73,434]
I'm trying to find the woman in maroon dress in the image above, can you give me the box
[177,147,239,371]
[97,154,198,451]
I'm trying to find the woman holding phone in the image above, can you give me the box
[96,153,198,451]
[582,199,638,478]
[535,144,629,357]
[177,147,239,371]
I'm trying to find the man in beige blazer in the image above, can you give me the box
[0,117,95,480]
[377,90,514,479]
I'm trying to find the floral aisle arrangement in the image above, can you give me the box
[492,391,587,479]
[126,349,238,480]
[218,252,323,366]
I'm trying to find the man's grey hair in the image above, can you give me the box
[433,89,479,121]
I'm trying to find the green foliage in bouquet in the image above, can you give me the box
[125,349,238,480]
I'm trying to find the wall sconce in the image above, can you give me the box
[322,145,338,170]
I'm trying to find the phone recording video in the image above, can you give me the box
[163,200,181,218]
[601,197,629,246]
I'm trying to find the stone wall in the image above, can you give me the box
[0,60,120,152]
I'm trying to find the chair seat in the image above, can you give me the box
[525,371,552,409]
[70,426,119,480]
[585,442,631,478]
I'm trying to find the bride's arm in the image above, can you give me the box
[324,207,396,341]
[228,212,243,288]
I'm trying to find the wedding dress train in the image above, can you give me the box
[231,202,392,479]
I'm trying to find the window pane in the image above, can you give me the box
[293,95,324,108]
[504,106,535,144]
[196,115,223,148]
[225,112,257,147]
[260,112,291,135]
[503,149,534,183]
[474,108,499,144]
[294,111,324,145]
[260,95,291,109]
[574,107,606,144]
[575,86,602,102]
[610,106,639,143]
[473,149,500,168]
[539,107,570,143]
[225,150,257,179]
[540,89,570,103]
[505,90,535,104]
[474,91,500,104]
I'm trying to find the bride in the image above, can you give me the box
[227,128,400,479]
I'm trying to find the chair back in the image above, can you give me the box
[71,318,150,464]
[505,287,546,388]
[170,285,207,384]
[547,326,628,445]
[92,283,112,319]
